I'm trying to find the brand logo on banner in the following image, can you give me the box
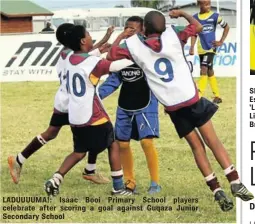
[1,38,97,82]
[0,30,237,82]
[5,42,63,68]
[184,42,237,67]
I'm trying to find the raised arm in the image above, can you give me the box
[107,28,135,61]
[170,10,203,33]
[92,26,114,50]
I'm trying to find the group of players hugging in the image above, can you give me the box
[7,0,254,212]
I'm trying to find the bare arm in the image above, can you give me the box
[170,10,203,33]
[219,24,230,43]
[213,18,230,47]
[92,26,114,50]
[189,36,197,55]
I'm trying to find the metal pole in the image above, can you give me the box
[216,0,220,13]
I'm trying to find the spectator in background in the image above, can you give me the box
[41,22,54,32]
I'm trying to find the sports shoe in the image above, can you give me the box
[44,173,63,197]
[214,190,234,212]
[8,156,22,184]
[231,183,254,201]
[83,172,110,184]
[44,179,60,197]
[111,188,134,196]
[148,185,162,194]
[213,97,222,104]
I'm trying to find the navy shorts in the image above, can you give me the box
[71,122,114,153]
[167,97,218,138]
[115,108,159,141]
[49,113,69,126]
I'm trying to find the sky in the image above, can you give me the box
[32,0,236,10]
[32,0,132,10]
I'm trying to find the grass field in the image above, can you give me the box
[1,78,236,223]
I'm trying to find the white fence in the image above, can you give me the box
[0,28,237,82]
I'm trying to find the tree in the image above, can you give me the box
[131,0,169,9]
[115,5,125,8]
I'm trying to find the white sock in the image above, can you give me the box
[213,188,222,195]
[85,163,96,171]
[224,165,235,175]
[205,173,216,182]
[111,170,123,178]
[17,153,26,165]
[53,173,63,186]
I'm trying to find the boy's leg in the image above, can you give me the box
[45,152,86,197]
[168,107,233,211]
[108,141,133,195]
[82,152,110,184]
[8,125,62,184]
[198,120,254,201]
[115,109,136,191]
[135,112,160,193]
[198,54,209,97]
[208,67,222,104]
[184,129,234,211]
[8,112,69,184]
[119,141,136,190]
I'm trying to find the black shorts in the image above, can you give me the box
[49,113,69,126]
[167,97,218,138]
[199,53,215,69]
[71,121,115,153]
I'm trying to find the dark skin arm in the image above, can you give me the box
[189,36,197,55]
[92,26,114,50]
[169,10,203,33]
[212,24,230,47]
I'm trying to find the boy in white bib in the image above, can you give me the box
[108,10,254,211]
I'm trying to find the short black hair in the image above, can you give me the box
[56,23,75,47]
[144,11,166,36]
[66,25,86,51]
[126,16,144,26]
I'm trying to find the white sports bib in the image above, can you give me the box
[126,26,196,107]
[54,51,72,113]
[66,55,101,125]
[54,49,102,113]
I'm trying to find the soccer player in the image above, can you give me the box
[189,0,230,104]
[7,24,113,184]
[44,24,134,196]
[107,10,254,211]
[251,0,255,75]
[97,16,160,194]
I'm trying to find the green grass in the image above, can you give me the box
[1,78,236,223]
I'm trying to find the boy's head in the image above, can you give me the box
[197,0,211,13]
[125,16,144,34]
[66,25,93,52]
[56,23,75,47]
[144,11,166,36]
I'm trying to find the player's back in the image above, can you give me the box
[54,49,73,113]
[65,53,102,125]
[126,26,198,111]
